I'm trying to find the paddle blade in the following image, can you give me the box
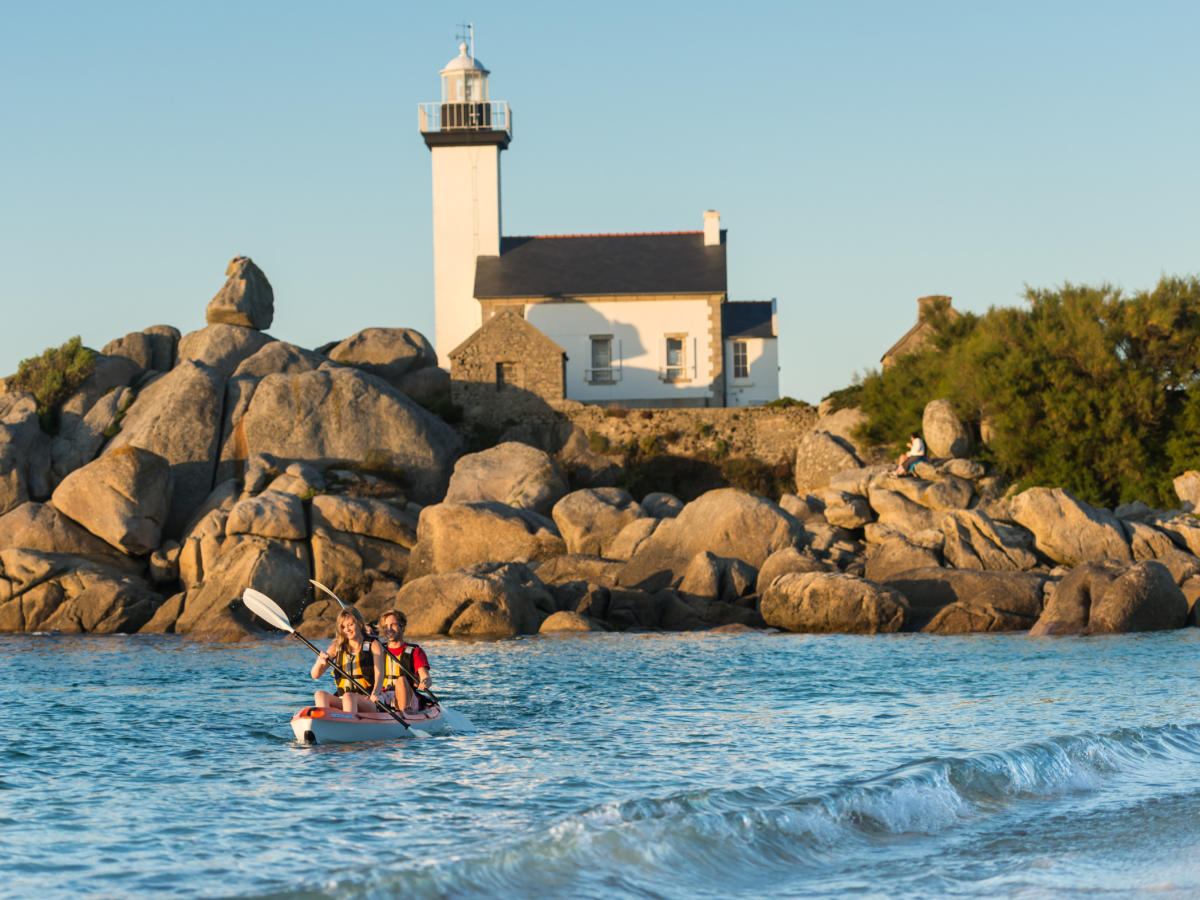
[309,579,346,609]
[242,588,295,634]
[437,703,477,734]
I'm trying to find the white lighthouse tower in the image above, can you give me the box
[418,36,512,367]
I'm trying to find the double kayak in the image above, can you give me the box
[291,703,451,744]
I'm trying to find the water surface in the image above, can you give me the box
[3,630,1199,898]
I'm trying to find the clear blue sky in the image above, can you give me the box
[4,1,1198,404]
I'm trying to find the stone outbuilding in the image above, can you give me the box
[448,310,566,423]
[881,295,959,369]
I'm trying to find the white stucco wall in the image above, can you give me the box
[431,144,502,366]
[724,337,779,407]
[525,299,716,403]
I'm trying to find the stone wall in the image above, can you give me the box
[563,403,818,465]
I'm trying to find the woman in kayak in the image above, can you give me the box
[310,608,384,713]
[378,609,431,713]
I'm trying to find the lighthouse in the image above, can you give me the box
[419,39,512,367]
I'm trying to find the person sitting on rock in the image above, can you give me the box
[378,609,432,713]
[311,607,384,714]
[894,431,927,476]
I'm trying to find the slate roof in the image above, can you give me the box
[722,301,776,339]
[448,309,566,361]
[474,231,727,298]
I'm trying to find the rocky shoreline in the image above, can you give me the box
[2,257,1197,642]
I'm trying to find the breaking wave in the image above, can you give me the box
[333,722,1200,900]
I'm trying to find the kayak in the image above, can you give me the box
[291,703,450,744]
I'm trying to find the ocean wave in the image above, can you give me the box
[327,722,1200,900]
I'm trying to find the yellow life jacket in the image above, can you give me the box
[333,645,374,694]
[381,644,418,692]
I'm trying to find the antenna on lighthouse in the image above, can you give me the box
[455,21,475,61]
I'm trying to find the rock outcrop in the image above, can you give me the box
[51,446,169,555]
[761,571,910,634]
[1031,560,1186,635]
[236,367,461,504]
[406,502,566,580]
[551,488,644,557]
[444,442,568,515]
[922,398,971,458]
[323,327,437,388]
[1010,487,1132,566]
[619,489,802,591]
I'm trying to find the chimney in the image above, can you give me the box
[917,295,952,321]
[703,210,721,246]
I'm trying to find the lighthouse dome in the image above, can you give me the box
[441,42,489,75]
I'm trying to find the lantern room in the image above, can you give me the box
[441,43,489,103]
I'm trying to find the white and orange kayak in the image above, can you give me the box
[291,703,451,744]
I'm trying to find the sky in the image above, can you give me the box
[3,1,1198,404]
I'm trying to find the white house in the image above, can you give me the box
[419,39,777,408]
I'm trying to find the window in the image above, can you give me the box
[496,361,520,390]
[733,341,749,379]
[664,335,687,381]
[588,336,614,384]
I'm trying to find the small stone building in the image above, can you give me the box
[448,310,566,422]
[881,295,959,369]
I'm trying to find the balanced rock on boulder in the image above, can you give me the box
[205,256,274,330]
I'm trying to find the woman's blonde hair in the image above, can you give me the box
[331,607,365,656]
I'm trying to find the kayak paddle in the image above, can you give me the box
[241,588,424,737]
[309,579,347,608]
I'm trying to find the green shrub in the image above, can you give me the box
[588,431,611,454]
[719,457,794,501]
[639,433,664,456]
[850,274,1200,508]
[420,394,463,424]
[10,336,96,430]
[619,453,793,502]
[603,406,629,419]
[710,438,730,461]
[697,422,714,437]
[620,454,726,501]
[662,428,681,444]
[763,396,804,409]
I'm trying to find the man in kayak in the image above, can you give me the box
[377,609,432,713]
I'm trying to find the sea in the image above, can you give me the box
[4,628,1200,899]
